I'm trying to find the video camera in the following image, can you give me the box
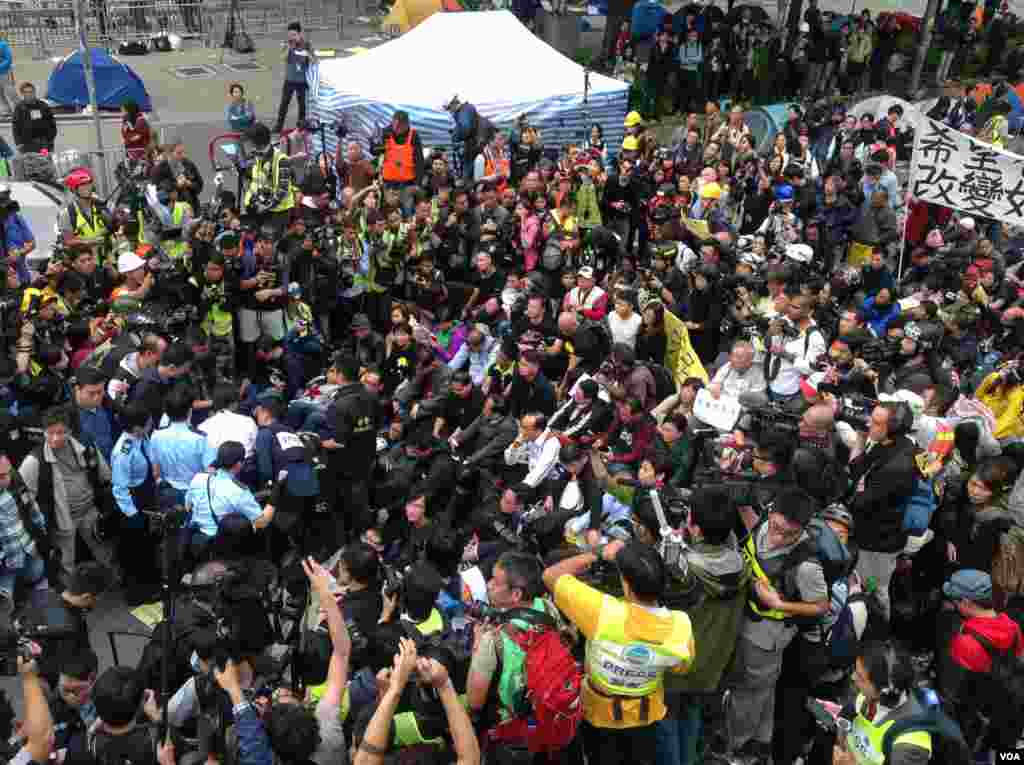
[834,393,878,431]
[741,400,801,439]
[857,336,902,365]
[0,603,82,676]
[122,305,199,342]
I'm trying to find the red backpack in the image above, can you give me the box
[488,607,583,754]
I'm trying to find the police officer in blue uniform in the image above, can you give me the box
[110,400,159,605]
[253,391,318,556]
[150,384,215,509]
[185,441,275,561]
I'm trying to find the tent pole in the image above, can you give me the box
[74,0,109,198]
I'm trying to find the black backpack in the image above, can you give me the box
[117,41,149,55]
[963,624,1024,708]
[880,688,970,765]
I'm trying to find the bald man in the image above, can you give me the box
[711,341,766,400]
[798,403,836,458]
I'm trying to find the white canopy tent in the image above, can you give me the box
[310,11,630,159]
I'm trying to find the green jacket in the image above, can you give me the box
[663,542,749,693]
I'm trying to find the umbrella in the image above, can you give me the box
[679,2,725,23]
[726,3,769,24]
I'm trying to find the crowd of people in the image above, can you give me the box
[603,0,1018,117]
[1,7,1024,765]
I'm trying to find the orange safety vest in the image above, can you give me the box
[382,128,417,183]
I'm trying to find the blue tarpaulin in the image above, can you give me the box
[46,48,152,111]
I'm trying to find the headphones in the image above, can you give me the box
[884,400,915,438]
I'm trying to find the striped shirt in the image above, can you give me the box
[0,489,39,570]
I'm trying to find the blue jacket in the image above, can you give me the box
[861,295,900,337]
[232,702,273,765]
[3,213,34,285]
[0,41,12,76]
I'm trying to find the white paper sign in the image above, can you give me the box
[693,389,743,431]
[910,116,1024,226]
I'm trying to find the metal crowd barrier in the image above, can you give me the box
[0,0,338,59]
[103,0,206,40]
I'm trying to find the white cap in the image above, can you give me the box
[800,21,810,32]
[786,243,814,263]
[117,252,146,274]
[960,217,976,230]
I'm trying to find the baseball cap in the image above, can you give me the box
[960,217,976,230]
[577,266,595,280]
[212,441,246,470]
[117,252,146,274]
[942,569,993,603]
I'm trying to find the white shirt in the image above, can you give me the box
[712,361,767,399]
[198,409,258,457]
[607,311,643,349]
[504,434,560,488]
[768,323,826,396]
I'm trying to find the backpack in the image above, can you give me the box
[488,607,582,754]
[640,362,676,404]
[899,459,940,535]
[880,688,970,765]
[962,624,1024,707]
[117,41,149,55]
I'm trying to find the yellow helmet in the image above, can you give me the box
[624,111,643,128]
[622,136,640,151]
[700,182,723,200]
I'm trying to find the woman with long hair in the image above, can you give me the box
[636,300,668,364]
[120,100,151,163]
[683,265,723,364]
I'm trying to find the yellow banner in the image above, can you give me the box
[663,307,709,386]
[681,217,710,241]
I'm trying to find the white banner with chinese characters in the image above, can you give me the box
[910,116,1024,225]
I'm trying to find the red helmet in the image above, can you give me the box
[65,167,94,190]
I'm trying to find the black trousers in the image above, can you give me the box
[580,721,657,765]
[117,516,158,604]
[275,82,308,132]
[773,634,830,765]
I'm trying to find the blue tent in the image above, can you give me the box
[46,49,151,111]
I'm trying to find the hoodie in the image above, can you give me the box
[663,542,749,693]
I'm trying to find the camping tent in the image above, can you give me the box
[311,11,630,159]
[46,49,151,111]
[383,0,462,35]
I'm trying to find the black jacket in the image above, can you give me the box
[328,382,377,478]
[849,435,917,553]
[12,98,56,152]
[457,413,518,468]
[153,157,205,212]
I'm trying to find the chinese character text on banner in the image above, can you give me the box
[910,116,1024,223]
